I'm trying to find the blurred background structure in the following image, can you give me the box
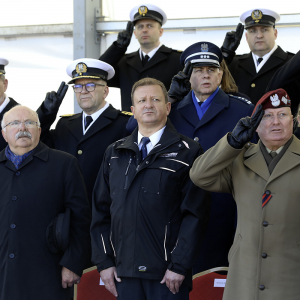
[1,0,300,123]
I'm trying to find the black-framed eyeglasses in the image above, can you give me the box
[72,83,105,93]
[3,120,39,129]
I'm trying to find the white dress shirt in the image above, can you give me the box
[138,126,166,154]
[252,44,278,73]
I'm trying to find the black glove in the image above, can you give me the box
[115,21,134,49]
[43,82,68,114]
[222,23,244,53]
[228,104,264,149]
[168,61,193,102]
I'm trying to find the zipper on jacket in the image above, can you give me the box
[124,157,132,189]
[164,225,168,261]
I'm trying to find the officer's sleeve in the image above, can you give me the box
[90,147,115,272]
[190,134,241,193]
[36,103,57,148]
[165,145,210,276]
[59,156,91,276]
[99,43,126,89]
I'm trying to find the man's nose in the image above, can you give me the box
[81,85,89,93]
[18,122,27,130]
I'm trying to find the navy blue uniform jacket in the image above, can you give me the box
[91,121,211,288]
[100,43,182,111]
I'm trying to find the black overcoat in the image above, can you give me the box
[37,104,130,206]
[228,46,300,114]
[91,121,211,288]
[0,142,91,300]
[266,48,300,115]
[0,97,18,150]
[100,44,182,111]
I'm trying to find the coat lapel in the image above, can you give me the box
[126,50,143,73]
[243,143,270,181]
[66,113,83,141]
[80,105,119,143]
[267,136,300,184]
[142,45,171,72]
[176,92,201,128]
[196,90,229,129]
[253,47,288,80]
[238,53,256,77]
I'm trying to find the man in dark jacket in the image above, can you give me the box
[37,58,130,207]
[222,8,300,115]
[100,4,182,111]
[91,78,210,299]
[0,105,91,300]
[0,58,19,150]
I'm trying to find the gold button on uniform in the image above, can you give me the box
[78,150,83,155]
[251,83,255,88]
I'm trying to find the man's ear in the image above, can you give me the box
[131,106,136,119]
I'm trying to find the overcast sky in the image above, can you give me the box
[1,0,299,27]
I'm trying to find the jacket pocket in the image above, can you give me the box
[228,234,242,262]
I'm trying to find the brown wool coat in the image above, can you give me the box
[190,134,300,300]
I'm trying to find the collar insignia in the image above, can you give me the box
[75,63,87,76]
[138,6,148,17]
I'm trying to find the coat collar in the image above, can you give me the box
[117,119,181,156]
[126,45,172,73]
[238,46,288,78]
[243,135,300,183]
[176,89,230,129]
[66,105,120,143]
[0,141,49,171]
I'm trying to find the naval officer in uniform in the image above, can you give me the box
[100,4,182,111]
[37,59,131,207]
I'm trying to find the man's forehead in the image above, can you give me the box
[6,107,37,121]
[264,107,291,114]
[74,78,104,85]
[247,25,273,31]
[135,19,158,26]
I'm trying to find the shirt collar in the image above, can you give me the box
[82,102,109,134]
[265,145,284,155]
[137,126,166,151]
[140,43,162,60]
[252,43,278,73]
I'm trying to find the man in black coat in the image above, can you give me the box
[37,59,130,207]
[222,8,300,115]
[0,105,91,300]
[0,58,19,150]
[91,78,211,299]
[100,4,182,111]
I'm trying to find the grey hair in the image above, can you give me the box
[1,105,41,131]
[0,74,5,82]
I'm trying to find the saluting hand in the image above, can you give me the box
[43,81,68,114]
[222,23,244,53]
[115,21,134,49]
[168,61,193,103]
[228,104,264,149]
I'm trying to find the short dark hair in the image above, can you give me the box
[131,77,168,105]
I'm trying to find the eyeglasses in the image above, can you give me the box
[72,83,105,93]
[3,120,39,129]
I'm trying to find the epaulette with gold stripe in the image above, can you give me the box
[60,114,75,117]
[121,111,133,116]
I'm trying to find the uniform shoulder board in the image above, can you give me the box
[121,111,133,116]
[173,49,183,53]
[228,94,252,105]
[60,114,75,117]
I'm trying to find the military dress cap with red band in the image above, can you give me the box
[251,88,291,116]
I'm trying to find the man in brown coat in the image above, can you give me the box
[190,88,300,300]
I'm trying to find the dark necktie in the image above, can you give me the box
[142,54,150,67]
[270,151,277,159]
[140,137,150,160]
[257,57,263,65]
[85,116,93,130]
